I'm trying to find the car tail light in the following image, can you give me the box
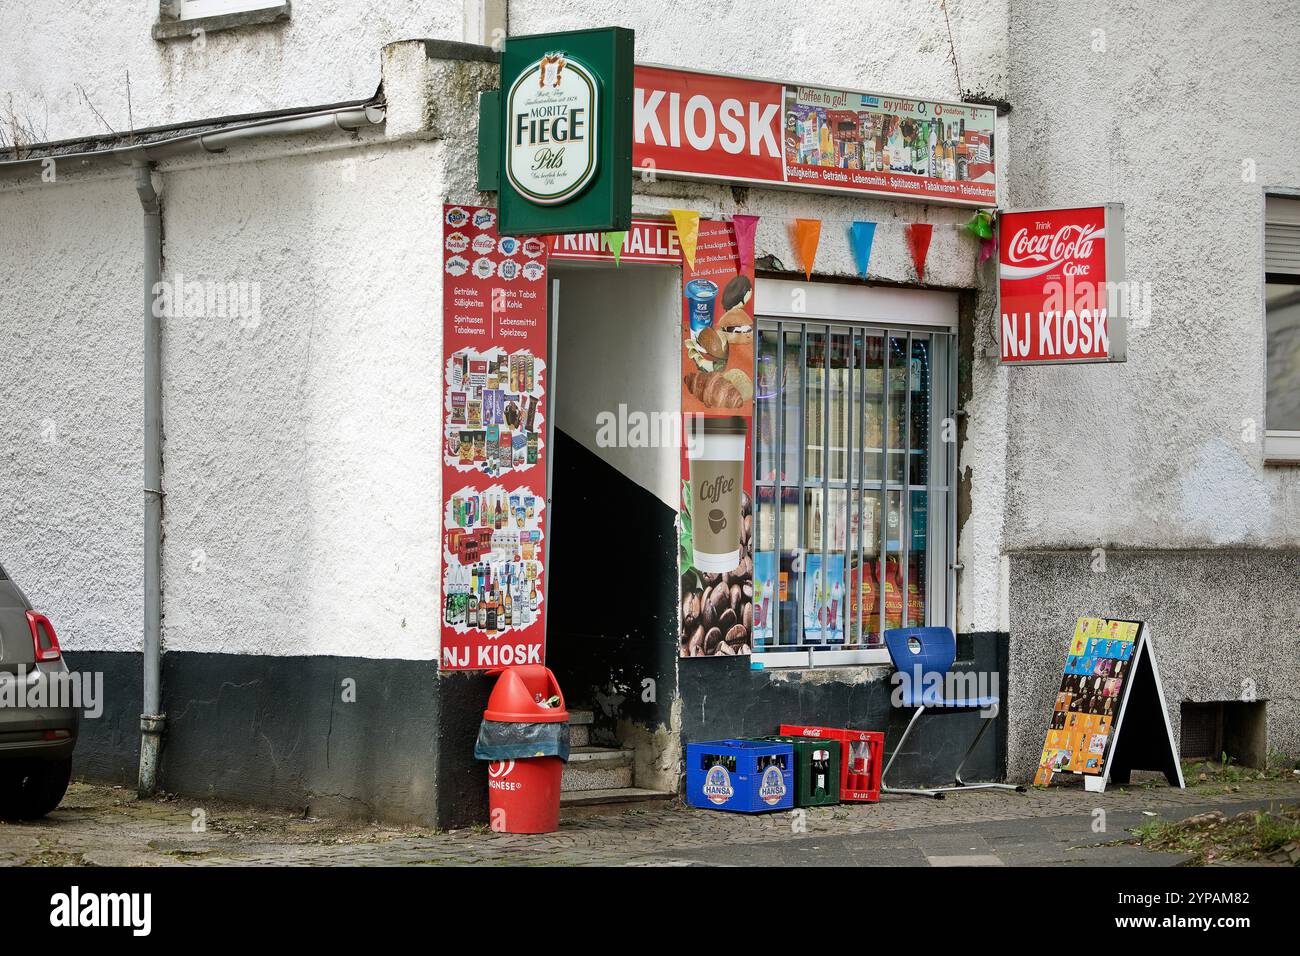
[26,611,61,662]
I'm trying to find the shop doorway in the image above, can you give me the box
[544,262,682,798]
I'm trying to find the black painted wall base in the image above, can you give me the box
[66,633,1010,827]
[678,633,1010,789]
[65,649,483,827]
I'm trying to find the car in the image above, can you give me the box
[0,561,77,818]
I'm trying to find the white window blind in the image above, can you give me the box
[1266,196,1300,276]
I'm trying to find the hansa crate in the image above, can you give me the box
[686,739,794,813]
[778,724,884,803]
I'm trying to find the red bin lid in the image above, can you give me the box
[484,664,568,723]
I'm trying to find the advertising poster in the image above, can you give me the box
[998,204,1127,364]
[632,66,997,207]
[678,220,757,658]
[783,85,995,205]
[1033,617,1140,785]
[440,203,549,670]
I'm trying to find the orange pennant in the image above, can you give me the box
[792,219,822,279]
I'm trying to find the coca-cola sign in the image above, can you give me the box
[998,205,1127,364]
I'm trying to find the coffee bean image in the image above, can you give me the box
[704,627,723,654]
[718,607,737,634]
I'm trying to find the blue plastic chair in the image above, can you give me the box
[881,626,1025,799]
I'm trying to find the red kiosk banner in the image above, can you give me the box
[633,66,997,207]
[440,203,549,670]
[998,204,1128,365]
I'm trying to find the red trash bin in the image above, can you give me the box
[483,665,568,834]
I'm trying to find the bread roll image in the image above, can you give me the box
[683,371,744,409]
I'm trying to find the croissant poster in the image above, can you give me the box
[678,220,756,658]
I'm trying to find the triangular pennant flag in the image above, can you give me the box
[963,210,994,241]
[792,218,822,279]
[731,214,759,273]
[604,230,627,266]
[670,209,701,268]
[979,237,996,264]
[905,223,934,281]
[848,221,877,278]
[544,234,558,259]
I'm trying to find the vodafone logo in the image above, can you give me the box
[1002,224,1105,280]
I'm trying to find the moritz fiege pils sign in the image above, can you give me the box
[496,27,634,236]
[998,204,1127,364]
[505,52,600,205]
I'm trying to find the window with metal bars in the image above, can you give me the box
[751,317,957,667]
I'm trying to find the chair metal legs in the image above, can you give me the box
[882,706,1027,799]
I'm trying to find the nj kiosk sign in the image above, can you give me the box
[495,27,634,235]
[998,205,1127,364]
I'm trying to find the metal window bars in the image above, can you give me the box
[753,319,956,665]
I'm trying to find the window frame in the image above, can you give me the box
[1263,191,1300,463]
[154,0,290,41]
[750,279,959,669]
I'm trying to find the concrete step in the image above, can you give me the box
[559,787,676,813]
[569,724,590,748]
[561,746,634,792]
[567,708,593,749]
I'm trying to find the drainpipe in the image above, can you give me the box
[133,160,165,796]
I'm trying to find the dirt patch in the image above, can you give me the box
[1135,803,1300,865]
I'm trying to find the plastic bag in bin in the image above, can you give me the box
[474,719,571,762]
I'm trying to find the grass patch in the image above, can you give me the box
[1134,804,1300,865]
[1181,752,1299,786]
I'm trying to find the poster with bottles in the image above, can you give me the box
[440,203,549,670]
[800,553,845,644]
[783,85,995,205]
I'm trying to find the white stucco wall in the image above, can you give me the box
[1002,0,1300,550]
[157,137,444,659]
[0,173,144,652]
[0,0,464,142]
[0,134,446,662]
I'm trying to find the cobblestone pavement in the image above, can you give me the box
[1,775,1297,866]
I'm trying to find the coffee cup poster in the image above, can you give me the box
[440,203,549,670]
[679,220,757,658]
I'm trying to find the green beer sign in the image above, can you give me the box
[505,52,600,205]
[495,27,633,236]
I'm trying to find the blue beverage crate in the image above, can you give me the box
[686,739,795,813]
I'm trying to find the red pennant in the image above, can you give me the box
[905,223,934,281]
[731,214,759,274]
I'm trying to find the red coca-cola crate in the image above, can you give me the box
[778,724,884,802]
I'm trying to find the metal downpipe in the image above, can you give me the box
[133,160,165,796]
